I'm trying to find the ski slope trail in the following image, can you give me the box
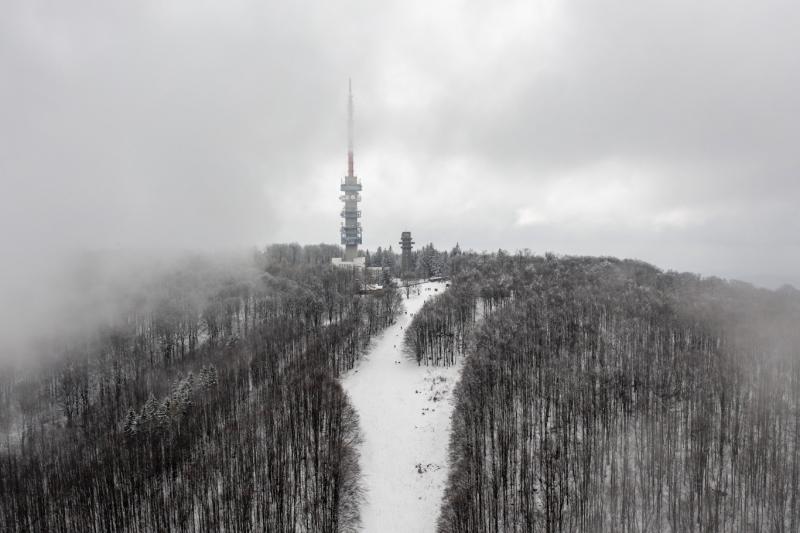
[342,281,462,533]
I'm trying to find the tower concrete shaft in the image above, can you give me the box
[340,79,362,261]
[400,231,414,274]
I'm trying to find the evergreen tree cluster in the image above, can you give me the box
[366,242,462,279]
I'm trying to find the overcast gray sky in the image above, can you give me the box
[2,0,799,289]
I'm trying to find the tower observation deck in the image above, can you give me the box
[341,80,362,261]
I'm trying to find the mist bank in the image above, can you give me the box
[0,247,264,364]
[2,244,796,367]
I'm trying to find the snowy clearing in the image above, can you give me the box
[342,281,462,533]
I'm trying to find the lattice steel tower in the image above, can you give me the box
[340,79,362,261]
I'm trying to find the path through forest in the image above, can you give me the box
[342,281,461,532]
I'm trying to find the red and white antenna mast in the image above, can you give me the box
[347,78,354,177]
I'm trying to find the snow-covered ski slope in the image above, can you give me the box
[342,281,462,532]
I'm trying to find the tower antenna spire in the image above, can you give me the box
[347,78,354,177]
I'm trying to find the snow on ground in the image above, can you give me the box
[342,281,462,533]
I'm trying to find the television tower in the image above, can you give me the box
[340,79,362,261]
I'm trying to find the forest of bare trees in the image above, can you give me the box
[405,252,800,532]
[0,244,401,532]
[4,244,799,532]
